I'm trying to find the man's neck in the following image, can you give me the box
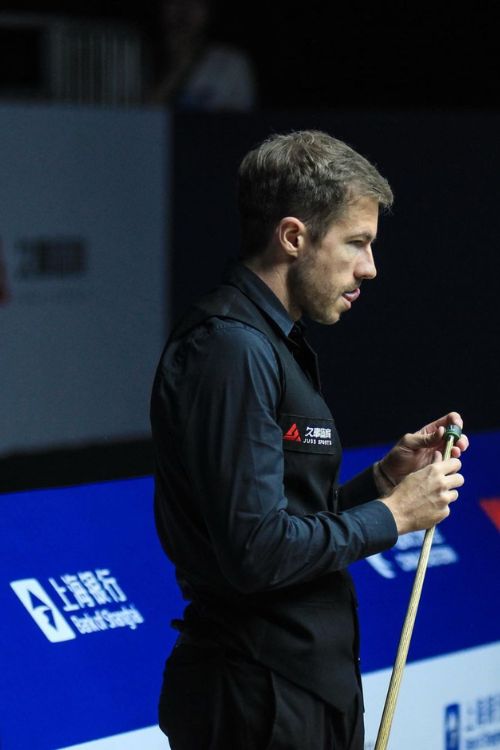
[243,257,300,321]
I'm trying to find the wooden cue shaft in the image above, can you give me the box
[374,436,456,750]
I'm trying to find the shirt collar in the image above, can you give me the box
[222,261,295,338]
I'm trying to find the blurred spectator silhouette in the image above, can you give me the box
[148,0,257,111]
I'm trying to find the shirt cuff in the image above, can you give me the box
[347,499,398,556]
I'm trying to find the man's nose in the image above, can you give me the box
[357,247,377,280]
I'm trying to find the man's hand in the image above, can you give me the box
[381,455,464,535]
[377,411,469,488]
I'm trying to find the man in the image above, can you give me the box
[150,0,257,111]
[150,130,467,749]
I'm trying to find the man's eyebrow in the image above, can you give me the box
[347,231,377,243]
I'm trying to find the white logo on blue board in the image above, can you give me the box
[445,704,460,750]
[443,694,500,749]
[10,578,76,642]
[10,568,145,643]
[366,529,459,579]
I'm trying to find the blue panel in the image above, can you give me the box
[344,430,500,672]
[1,431,499,749]
[0,477,184,750]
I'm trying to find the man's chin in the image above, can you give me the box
[309,309,341,326]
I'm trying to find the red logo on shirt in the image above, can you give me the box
[283,423,302,442]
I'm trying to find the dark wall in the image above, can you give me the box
[172,110,500,446]
[1,2,498,111]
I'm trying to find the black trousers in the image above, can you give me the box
[159,644,364,750]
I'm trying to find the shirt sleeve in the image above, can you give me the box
[172,320,397,593]
[338,466,381,509]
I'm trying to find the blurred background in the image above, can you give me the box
[0,0,499,489]
[0,0,498,109]
[0,3,498,749]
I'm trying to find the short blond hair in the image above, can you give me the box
[238,129,393,257]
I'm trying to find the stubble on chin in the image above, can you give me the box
[288,262,341,325]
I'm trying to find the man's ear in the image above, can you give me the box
[276,217,307,259]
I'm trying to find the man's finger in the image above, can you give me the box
[406,427,443,449]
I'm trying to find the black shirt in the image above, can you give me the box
[151,263,397,597]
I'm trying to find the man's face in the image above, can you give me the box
[288,196,379,324]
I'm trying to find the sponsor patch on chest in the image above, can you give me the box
[280,415,338,454]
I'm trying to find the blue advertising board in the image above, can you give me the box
[344,430,500,672]
[0,478,183,750]
[1,431,499,749]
